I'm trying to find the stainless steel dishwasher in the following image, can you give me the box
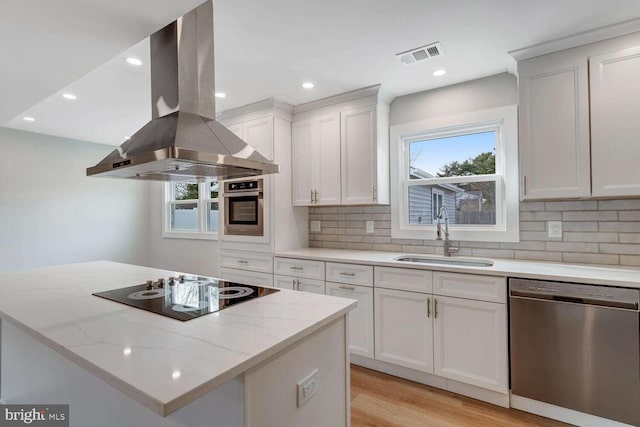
[509,278,640,426]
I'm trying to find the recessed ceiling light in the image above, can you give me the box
[215,92,226,98]
[126,57,143,66]
[433,69,447,77]
[302,82,315,89]
[23,116,35,122]
[62,93,77,100]
[172,371,181,380]
[124,136,131,140]
[123,347,132,356]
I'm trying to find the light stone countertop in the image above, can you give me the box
[0,261,356,416]
[275,248,640,289]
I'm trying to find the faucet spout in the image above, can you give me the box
[436,206,458,256]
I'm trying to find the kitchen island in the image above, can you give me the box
[0,261,356,427]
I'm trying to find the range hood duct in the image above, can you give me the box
[87,0,278,181]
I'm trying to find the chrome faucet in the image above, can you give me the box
[436,206,459,257]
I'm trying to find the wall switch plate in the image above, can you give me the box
[297,369,319,407]
[310,221,321,232]
[366,221,375,233]
[548,221,562,238]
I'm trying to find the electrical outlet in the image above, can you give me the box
[297,369,319,407]
[548,221,562,238]
[366,221,375,233]
[310,221,321,232]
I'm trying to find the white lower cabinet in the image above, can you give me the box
[374,287,433,373]
[326,282,374,358]
[432,295,508,393]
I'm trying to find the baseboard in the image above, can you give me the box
[510,395,634,427]
[351,355,509,408]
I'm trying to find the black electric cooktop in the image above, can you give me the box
[93,275,279,321]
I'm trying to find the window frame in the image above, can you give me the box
[390,105,519,243]
[163,181,219,240]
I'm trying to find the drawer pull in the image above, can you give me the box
[434,299,438,319]
[237,260,248,264]
[290,266,304,271]
[339,285,355,291]
[339,272,356,277]
[427,298,431,318]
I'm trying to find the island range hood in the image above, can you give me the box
[87,0,278,181]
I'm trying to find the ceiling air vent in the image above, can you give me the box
[396,42,443,65]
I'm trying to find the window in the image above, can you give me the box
[164,181,219,239]
[390,106,519,242]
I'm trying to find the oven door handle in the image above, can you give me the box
[223,192,262,198]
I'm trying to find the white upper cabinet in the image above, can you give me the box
[223,116,274,161]
[243,116,274,162]
[291,85,390,206]
[341,106,378,204]
[517,34,640,200]
[590,46,640,197]
[518,57,591,199]
[292,114,341,206]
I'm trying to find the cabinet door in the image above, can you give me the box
[374,288,433,373]
[243,116,274,161]
[341,106,377,205]
[291,119,315,206]
[314,114,341,205]
[518,57,591,199]
[590,47,640,197]
[326,282,374,358]
[274,274,297,290]
[227,123,244,139]
[432,296,508,393]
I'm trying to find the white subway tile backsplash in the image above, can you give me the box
[308,201,640,267]
[563,211,618,221]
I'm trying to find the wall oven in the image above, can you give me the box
[223,178,264,236]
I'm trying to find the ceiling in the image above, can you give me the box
[4,0,640,146]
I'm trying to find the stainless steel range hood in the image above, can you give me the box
[87,0,278,181]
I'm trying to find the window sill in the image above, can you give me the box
[162,231,219,241]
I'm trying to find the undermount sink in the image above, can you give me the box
[394,256,494,268]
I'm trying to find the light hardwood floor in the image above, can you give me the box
[350,365,570,427]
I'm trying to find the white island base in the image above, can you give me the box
[1,317,348,427]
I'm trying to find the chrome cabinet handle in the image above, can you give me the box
[293,279,300,291]
[523,175,527,196]
[290,266,303,271]
[314,190,318,203]
[339,272,355,277]
[339,285,355,291]
[237,260,248,264]
[373,186,377,201]
[434,299,438,319]
[427,297,431,318]
[310,189,314,204]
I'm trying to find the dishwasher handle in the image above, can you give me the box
[510,288,639,310]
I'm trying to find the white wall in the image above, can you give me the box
[0,128,150,271]
[146,182,220,277]
[390,73,518,126]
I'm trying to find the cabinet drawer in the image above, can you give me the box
[220,267,274,288]
[433,272,506,303]
[274,275,325,294]
[374,267,433,293]
[326,263,373,287]
[274,257,325,280]
[220,250,273,274]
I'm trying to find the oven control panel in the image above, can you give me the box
[226,180,261,192]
